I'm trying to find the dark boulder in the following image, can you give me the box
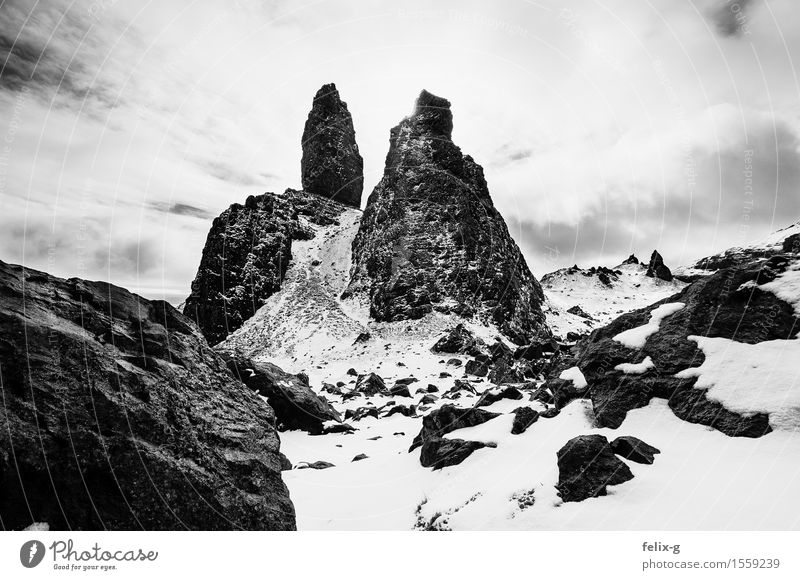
[610,436,660,464]
[355,372,389,396]
[344,407,379,422]
[352,454,369,462]
[476,386,523,408]
[783,233,800,253]
[385,404,417,418]
[556,435,634,502]
[419,438,496,470]
[223,353,340,434]
[511,407,539,435]
[566,305,593,319]
[0,260,295,531]
[301,83,363,208]
[410,404,499,451]
[297,461,335,470]
[465,358,490,377]
[431,324,486,354]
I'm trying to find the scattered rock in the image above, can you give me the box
[419,438,496,470]
[567,305,593,319]
[511,407,540,434]
[344,407,379,422]
[353,331,371,344]
[410,404,500,451]
[556,435,634,502]
[297,461,336,470]
[385,404,417,418]
[610,436,661,465]
[224,353,340,434]
[355,373,389,396]
[476,386,524,408]
[352,454,369,462]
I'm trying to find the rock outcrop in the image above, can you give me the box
[222,352,341,434]
[645,250,673,281]
[0,260,295,530]
[572,257,796,436]
[345,90,550,345]
[409,404,499,451]
[184,188,347,345]
[301,83,364,208]
[556,435,634,502]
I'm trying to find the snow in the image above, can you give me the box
[542,262,687,338]
[615,356,655,374]
[675,335,800,430]
[759,260,800,315]
[613,302,685,349]
[559,366,588,389]
[282,398,800,530]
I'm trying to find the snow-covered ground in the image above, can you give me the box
[282,397,800,530]
[541,261,686,339]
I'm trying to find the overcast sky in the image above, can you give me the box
[1,0,799,303]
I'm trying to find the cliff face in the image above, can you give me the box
[345,90,550,344]
[0,260,295,530]
[301,83,364,208]
[183,189,348,345]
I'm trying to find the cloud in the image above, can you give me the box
[707,0,754,38]
[149,201,212,219]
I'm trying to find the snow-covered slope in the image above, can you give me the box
[675,220,800,279]
[541,261,687,339]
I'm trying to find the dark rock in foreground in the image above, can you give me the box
[610,436,660,464]
[345,90,551,344]
[223,353,340,434]
[0,260,295,530]
[301,83,364,208]
[556,435,634,503]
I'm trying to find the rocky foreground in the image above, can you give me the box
[0,260,295,530]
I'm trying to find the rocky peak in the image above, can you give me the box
[345,90,550,344]
[301,83,364,208]
[184,188,349,345]
[645,250,673,281]
[621,254,640,265]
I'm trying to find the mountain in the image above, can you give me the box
[345,90,550,345]
[541,252,686,340]
[0,260,295,530]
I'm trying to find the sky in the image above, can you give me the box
[1,0,799,303]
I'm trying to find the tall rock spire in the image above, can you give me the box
[345,90,550,344]
[301,83,364,208]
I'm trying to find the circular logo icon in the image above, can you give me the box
[20,540,46,568]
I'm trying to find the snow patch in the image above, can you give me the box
[675,335,800,430]
[615,356,655,375]
[559,366,588,389]
[613,302,685,349]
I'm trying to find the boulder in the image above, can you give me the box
[385,404,417,418]
[511,407,540,434]
[476,386,523,408]
[0,260,295,531]
[410,404,500,451]
[224,353,340,434]
[556,435,634,502]
[297,461,335,470]
[352,454,369,462]
[419,438,496,470]
[344,407,379,422]
[610,436,661,464]
[354,372,389,396]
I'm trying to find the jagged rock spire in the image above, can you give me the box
[646,250,673,281]
[301,83,363,208]
[345,90,550,344]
